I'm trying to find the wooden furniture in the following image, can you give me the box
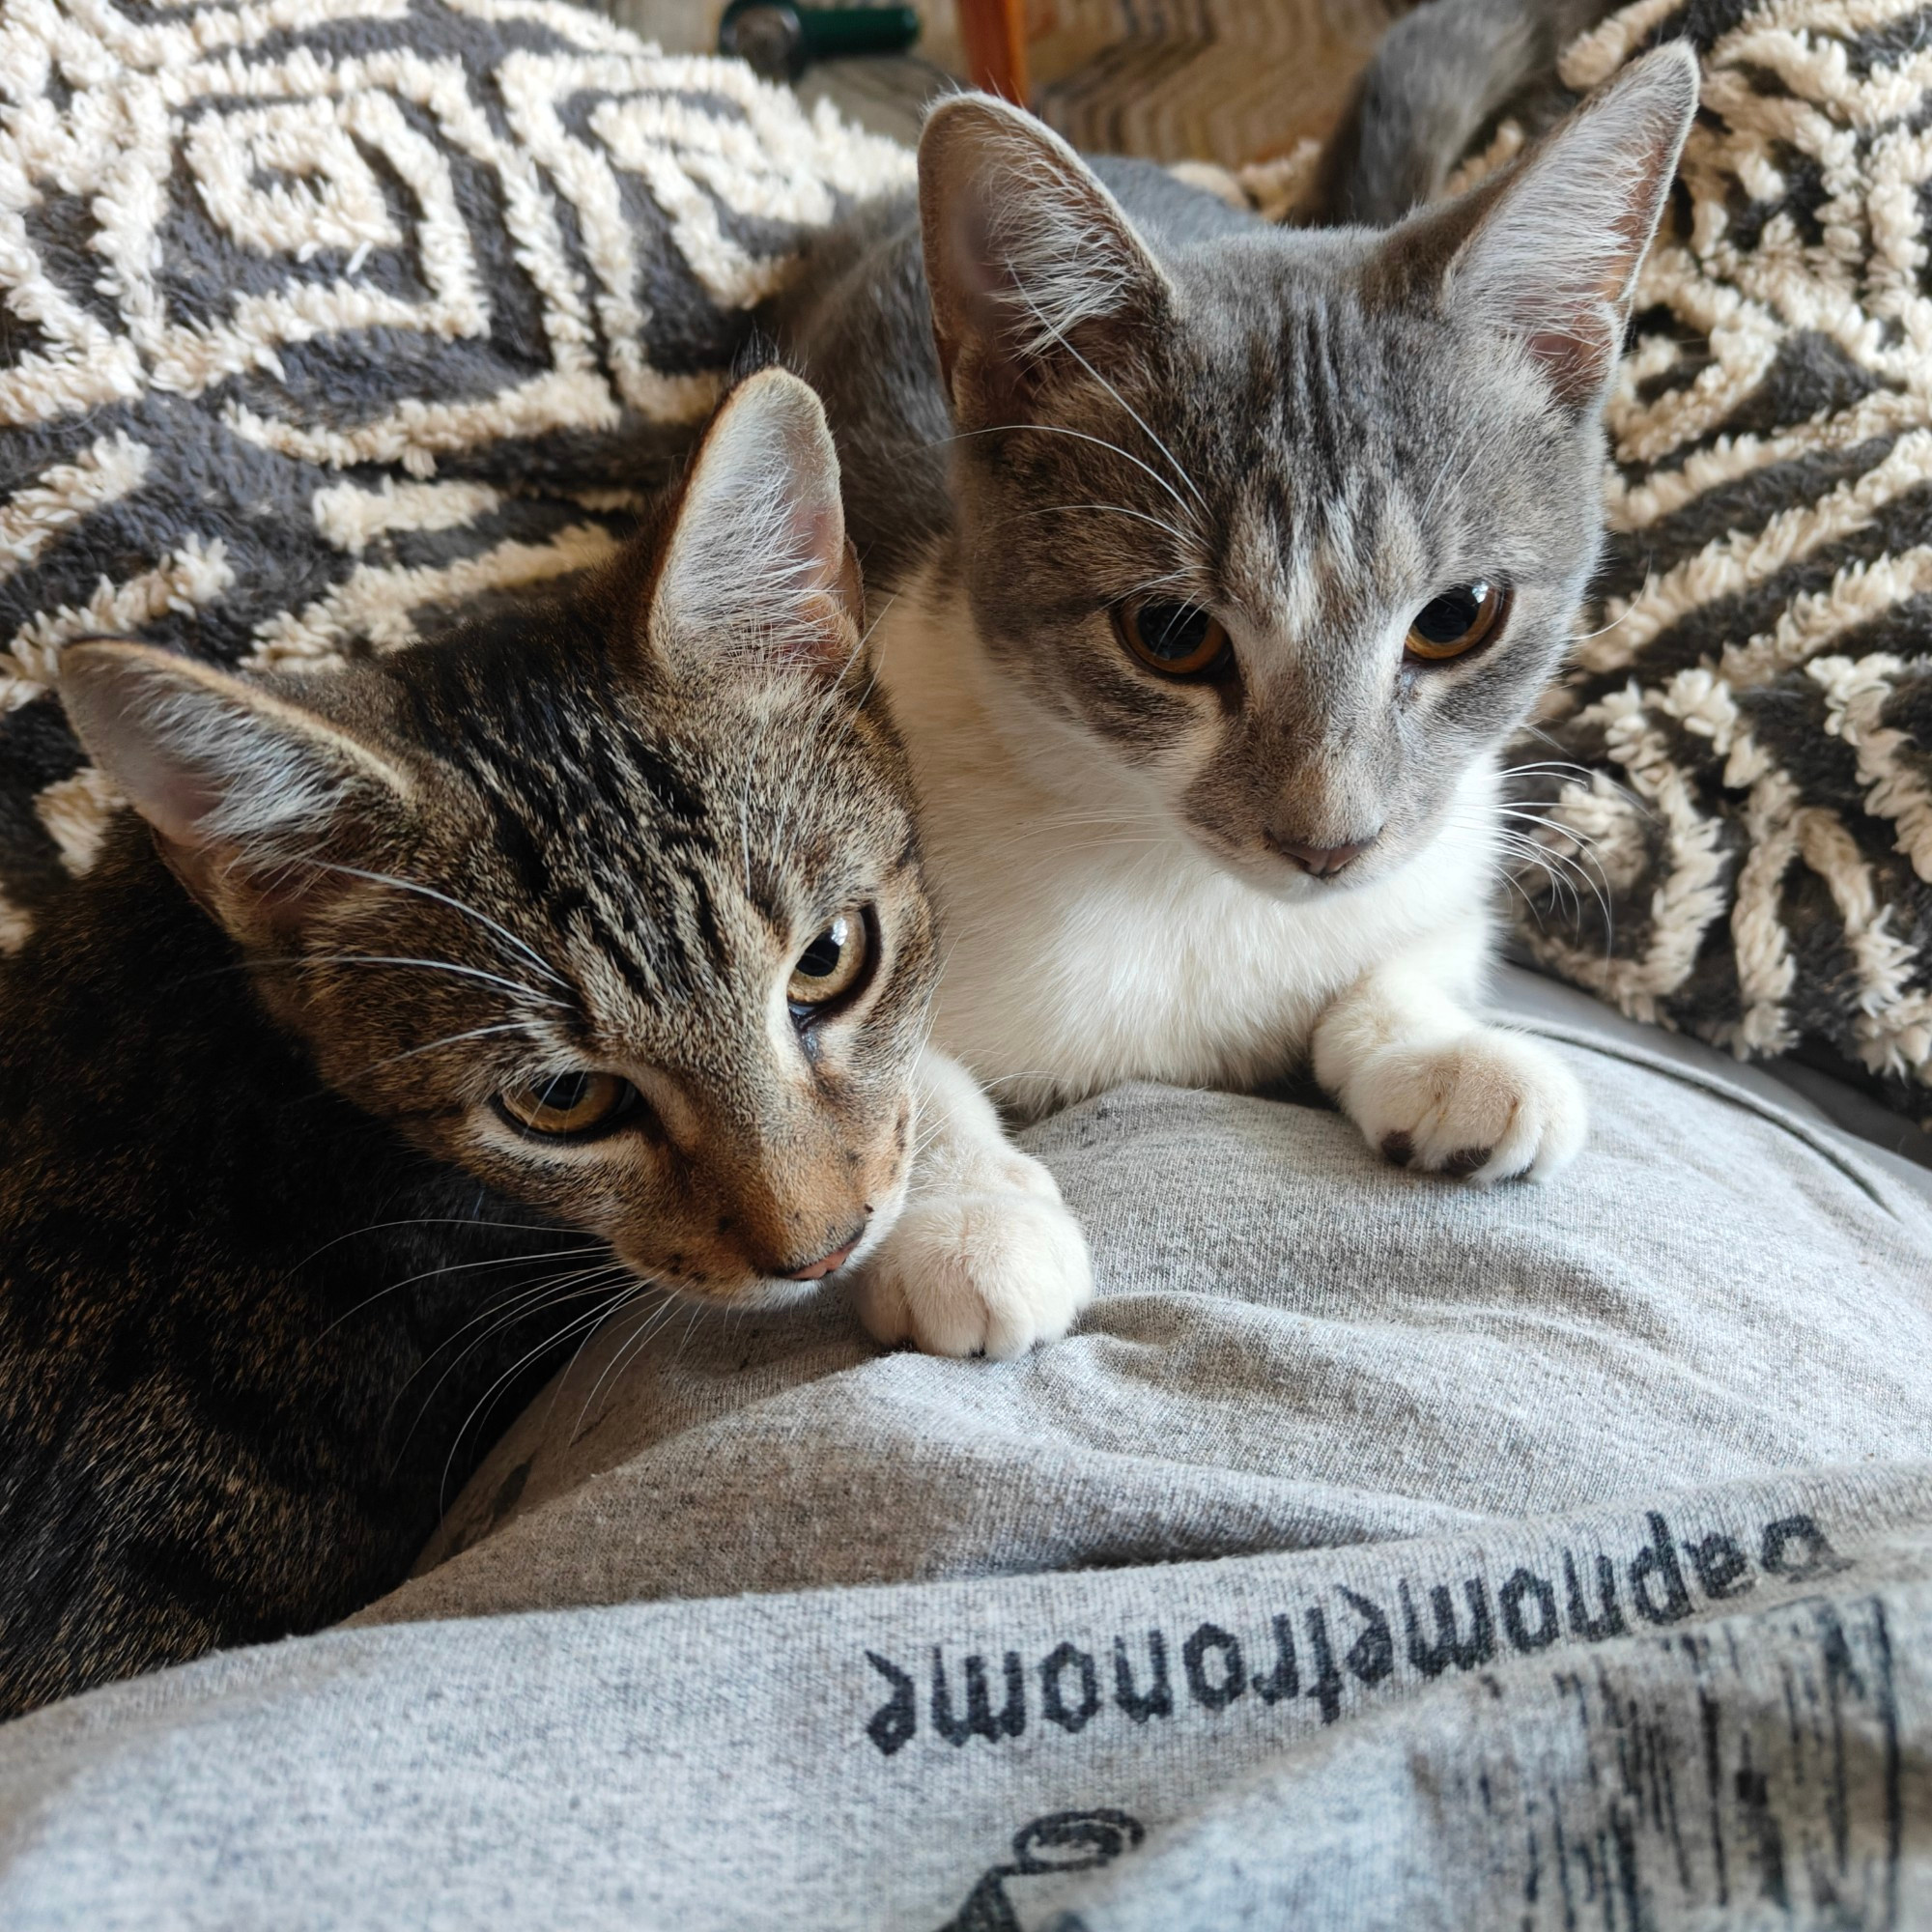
[954,0,1028,100]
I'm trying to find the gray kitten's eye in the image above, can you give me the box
[787,910,870,1014]
[496,1070,638,1139]
[1406,582,1509,662]
[1115,599,1233,679]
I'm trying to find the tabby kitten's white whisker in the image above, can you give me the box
[306,862,572,989]
[397,1262,643,1451]
[350,1022,534,1077]
[567,1288,682,1445]
[299,954,571,1009]
[434,1292,636,1515]
[319,1242,613,1342]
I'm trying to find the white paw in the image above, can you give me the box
[851,1172,1094,1360]
[1341,1027,1587,1183]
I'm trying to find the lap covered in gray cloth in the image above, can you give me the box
[1,974,1929,1929]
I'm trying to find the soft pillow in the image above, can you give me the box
[1468,0,1932,1123]
[5,0,1927,1130]
[0,0,908,946]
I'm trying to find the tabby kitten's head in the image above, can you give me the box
[60,371,934,1306]
[919,48,1695,893]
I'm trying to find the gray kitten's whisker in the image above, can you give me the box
[1501,758,1598,779]
[305,863,571,990]
[1010,503,1199,549]
[1492,809,1617,881]
[1416,413,1490,525]
[945,422,1204,532]
[1569,603,1636,645]
[1493,828,1614,934]
[1002,261,1211,513]
[1502,760,1653,820]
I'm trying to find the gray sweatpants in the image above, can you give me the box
[1,974,1928,1929]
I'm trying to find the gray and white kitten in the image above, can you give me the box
[776,49,1696,1355]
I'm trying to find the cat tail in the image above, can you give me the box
[1316,0,1633,226]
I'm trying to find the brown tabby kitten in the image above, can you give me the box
[0,371,936,1719]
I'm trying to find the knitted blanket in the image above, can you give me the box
[0,0,909,945]
[3,0,1928,1122]
[1483,0,1932,1122]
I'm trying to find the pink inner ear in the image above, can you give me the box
[155,831,343,938]
[1523,317,1614,412]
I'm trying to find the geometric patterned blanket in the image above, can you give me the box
[0,0,907,946]
[1477,0,1932,1122]
[4,0,1928,1125]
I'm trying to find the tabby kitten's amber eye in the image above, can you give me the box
[1405,581,1509,662]
[1115,599,1233,679]
[497,1070,637,1139]
[787,910,870,1014]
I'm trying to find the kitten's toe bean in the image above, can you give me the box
[1349,1028,1586,1183]
[852,1190,1094,1360]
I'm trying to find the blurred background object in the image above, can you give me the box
[718,1,922,81]
[609,1,1396,164]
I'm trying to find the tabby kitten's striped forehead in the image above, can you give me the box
[919,51,1694,896]
[61,371,935,1307]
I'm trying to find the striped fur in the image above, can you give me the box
[0,372,937,1719]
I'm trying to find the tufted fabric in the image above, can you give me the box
[1463,0,1932,1123]
[5,0,1930,1125]
[0,0,908,950]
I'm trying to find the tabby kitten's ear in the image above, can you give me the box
[648,367,865,681]
[917,95,1171,428]
[58,641,412,938]
[1430,43,1697,410]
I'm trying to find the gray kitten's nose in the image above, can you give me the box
[1270,834,1378,878]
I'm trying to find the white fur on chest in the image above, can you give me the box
[875,567,1502,1113]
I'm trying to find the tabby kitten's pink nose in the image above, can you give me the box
[781,1235,862,1282]
[1272,836,1376,878]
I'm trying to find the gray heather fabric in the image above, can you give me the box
[1,971,1930,1927]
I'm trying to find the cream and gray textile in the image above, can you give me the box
[1487,0,1932,1125]
[6,0,1932,1126]
[0,973,1929,1928]
[0,0,909,950]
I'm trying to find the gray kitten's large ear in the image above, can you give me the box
[58,640,412,935]
[648,368,863,681]
[1439,43,1697,410]
[918,94,1171,426]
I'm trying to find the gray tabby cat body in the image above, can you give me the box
[770,53,1696,1355]
[0,371,936,1718]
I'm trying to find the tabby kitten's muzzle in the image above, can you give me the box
[777,1226,867,1282]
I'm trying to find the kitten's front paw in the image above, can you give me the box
[852,1173,1094,1360]
[1342,1027,1587,1183]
